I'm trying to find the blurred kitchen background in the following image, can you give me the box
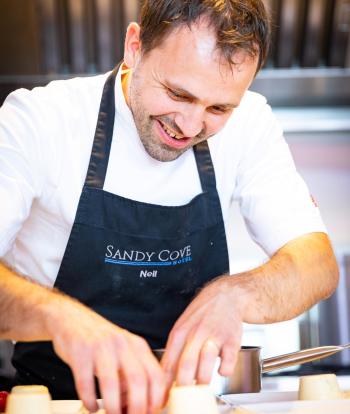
[0,0,349,387]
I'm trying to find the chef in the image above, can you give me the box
[0,1,339,414]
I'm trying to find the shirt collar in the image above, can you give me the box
[115,62,135,126]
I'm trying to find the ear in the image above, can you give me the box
[124,22,141,68]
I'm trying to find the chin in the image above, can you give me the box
[143,142,188,162]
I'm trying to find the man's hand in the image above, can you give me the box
[46,296,166,414]
[161,276,245,388]
[161,233,339,389]
[0,264,166,414]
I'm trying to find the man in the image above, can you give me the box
[0,1,339,414]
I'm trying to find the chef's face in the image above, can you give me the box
[123,20,258,162]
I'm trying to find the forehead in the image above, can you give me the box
[140,20,258,104]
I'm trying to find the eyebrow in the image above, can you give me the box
[164,81,238,109]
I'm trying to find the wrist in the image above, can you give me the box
[38,288,72,340]
[207,273,253,321]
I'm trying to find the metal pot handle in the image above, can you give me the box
[261,343,350,373]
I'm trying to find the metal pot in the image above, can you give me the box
[154,343,350,395]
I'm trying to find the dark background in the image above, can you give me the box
[0,0,349,106]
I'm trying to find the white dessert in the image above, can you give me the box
[168,384,219,414]
[298,374,343,400]
[5,385,53,414]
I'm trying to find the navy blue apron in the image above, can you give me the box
[12,66,230,399]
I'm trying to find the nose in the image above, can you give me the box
[174,106,206,138]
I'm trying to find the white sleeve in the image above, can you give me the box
[0,89,50,257]
[233,101,327,257]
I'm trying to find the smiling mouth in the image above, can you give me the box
[155,119,192,150]
[159,121,185,140]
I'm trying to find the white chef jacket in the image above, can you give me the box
[0,66,326,287]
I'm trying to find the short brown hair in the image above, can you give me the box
[139,0,270,72]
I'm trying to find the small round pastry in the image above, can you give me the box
[298,374,343,400]
[168,384,219,414]
[5,385,52,414]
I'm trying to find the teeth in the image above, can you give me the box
[162,123,182,139]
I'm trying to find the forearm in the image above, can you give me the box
[0,261,75,341]
[221,232,339,324]
[0,262,166,412]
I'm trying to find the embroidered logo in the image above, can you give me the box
[104,244,193,267]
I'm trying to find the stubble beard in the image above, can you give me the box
[128,78,189,162]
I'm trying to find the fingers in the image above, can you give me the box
[71,358,98,413]
[163,333,220,387]
[197,340,220,384]
[50,300,165,414]
[76,339,164,414]
[219,323,242,377]
[119,349,148,414]
[219,341,240,377]
[57,330,164,414]
[136,337,166,411]
[128,335,166,413]
[167,337,240,390]
[162,317,219,387]
[94,353,121,414]
[162,314,242,390]
[175,340,201,385]
[161,327,187,389]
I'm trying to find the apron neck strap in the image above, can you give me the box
[192,141,218,193]
[84,63,217,194]
[85,66,119,189]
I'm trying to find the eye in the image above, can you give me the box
[209,106,231,115]
[167,88,189,101]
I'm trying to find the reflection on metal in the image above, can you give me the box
[275,0,301,68]
[124,0,139,25]
[252,68,350,106]
[1,0,350,106]
[95,0,114,71]
[273,107,350,133]
[32,0,350,73]
[34,0,137,74]
[261,0,279,67]
[301,0,328,67]
[36,0,61,74]
[66,0,86,73]
[330,0,350,67]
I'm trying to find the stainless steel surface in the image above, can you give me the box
[330,0,350,67]
[1,1,350,106]
[301,0,328,67]
[262,343,350,373]
[154,343,350,395]
[154,346,262,395]
[251,68,350,106]
[275,0,300,68]
[210,346,262,396]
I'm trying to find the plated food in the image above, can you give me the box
[168,384,219,414]
[5,385,52,414]
[228,373,350,414]
[298,373,343,400]
[2,384,222,414]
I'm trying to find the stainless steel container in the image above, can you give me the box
[154,343,350,395]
